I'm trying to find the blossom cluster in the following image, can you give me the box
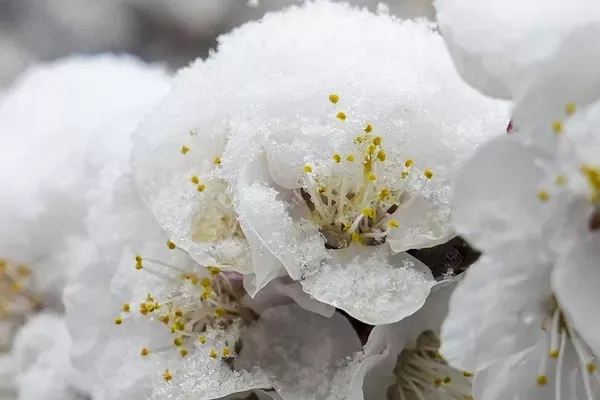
[1,1,598,400]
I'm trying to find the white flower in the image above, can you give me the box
[0,54,169,352]
[223,1,508,323]
[12,313,86,400]
[65,173,358,400]
[434,0,600,99]
[329,282,475,400]
[0,55,170,303]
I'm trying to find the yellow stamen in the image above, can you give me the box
[222,347,231,358]
[209,349,218,359]
[213,157,222,165]
[329,94,339,104]
[537,375,547,386]
[181,146,190,155]
[114,317,123,325]
[198,336,206,344]
[552,120,563,134]
[303,165,313,173]
[373,136,382,146]
[167,240,176,250]
[537,190,550,202]
[336,112,347,121]
[389,220,399,228]
[197,184,206,192]
[365,124,373,133]
[208,266,221,275]
[163,370,172,382]
[332,154,342,163]
[346,155,355,162]
[424,169,434,179]
[141,348,150,357]
[190,176,199,184]
[565,102,576,116]
[122,303,130,312]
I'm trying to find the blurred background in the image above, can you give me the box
[0,0,435,87]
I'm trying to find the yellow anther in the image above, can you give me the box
[587,363,597,373]
[463,371,473,378]
[303,165,313,173]
[222,347,231,358]
[404,159,414,168]
[122,303,131,313]
[351,232,360,242]
[135,255,142,263]
[354,136,364,144]
[362,207,376,218]
[213,157,222,165]
[368,144,376,155]
[329,94,339,104]
[424,169,434,179]
[536,375,547,386]
[160,315,170,325]
[167,240,176,250]
[552,120,563,134]
[376,151,386,162]
[174,309,183,318]
[373,136,382,146]
[114,317,123,325]
[319,186,327,193]
[176,321,186,331]
[537,190,550,202]
[401,171,409,179]
[197,184,206,192]
[346,155,355,162]
[379,188,390,201]
[208,266,221,275]
[163,370,172,382]
[16,266,31,277]
[332,154,342,163]
[169,325,177,334]
[200,277,211,288]
[141,348,150,357]
[565,102,577,116]
[342,224,351,231]
[146,294,154,302]
[209,349,218,359]
[179,349,188,358]
[434,379,442,387]
[549,350,560,359]
[555,175,567,185]
[190,176,199,184]
[198,336,207,344]
[202,291,211,300]
[368,173,377,181]
[336,112,347,121]
[365,124,373,133]
[174,337,184,347]
[389,220,399,228]
[181,146,190,155]
[443,376,452,384]
[215,308,227,318]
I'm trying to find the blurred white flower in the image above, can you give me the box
[12,313,86,400]
[65,172,355,400]
[434,0,600,98]
[0,54,170,351]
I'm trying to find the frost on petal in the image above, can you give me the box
[553,235,600,360]
[12,313,85,400]
[440,244,550,372]
[235,304,361,400]
[451,135,552,251]
[0,55,169,302]
[132,63,254,274]
[435,0,600,98]
[302,247,435,325]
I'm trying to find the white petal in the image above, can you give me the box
[553,234,600,359]
[387,196,453,252]
[452,135,551,251]
[440,244,551,372]
[301,246,435,325]
[435,0,600,98]
[234,305,361,400]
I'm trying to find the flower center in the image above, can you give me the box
[388,330,473,400]
[537,299,599,399]
[0,259,41,352]
[190,180,245,243]
[299,95,435,249]
[115,242,255,381]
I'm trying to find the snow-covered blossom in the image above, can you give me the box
[0,54,170,352]
[65,172,358,400]
[12,313,86,400]
[132,0,508,325]
[434,0,600,99]
[330,282,475,400]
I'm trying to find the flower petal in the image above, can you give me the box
[301,246,435,325]
[451,135,551,251]
[234,305,361,400]
[553,233,600,359]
